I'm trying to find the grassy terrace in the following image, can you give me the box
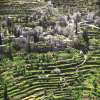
[0,28,100,100]
[0,0,46,15]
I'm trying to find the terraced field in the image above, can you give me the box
[0,0,100,100]
[0,0,46,15]
[0,28,100,100]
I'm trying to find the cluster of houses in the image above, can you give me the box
[0,1,100,54]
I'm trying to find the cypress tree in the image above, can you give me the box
[8,47,13,61]
[0,33,2,45]
[8,37,13,60]
[4,84,9,100]
[83,29,89,50]
[0,33,3,60]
